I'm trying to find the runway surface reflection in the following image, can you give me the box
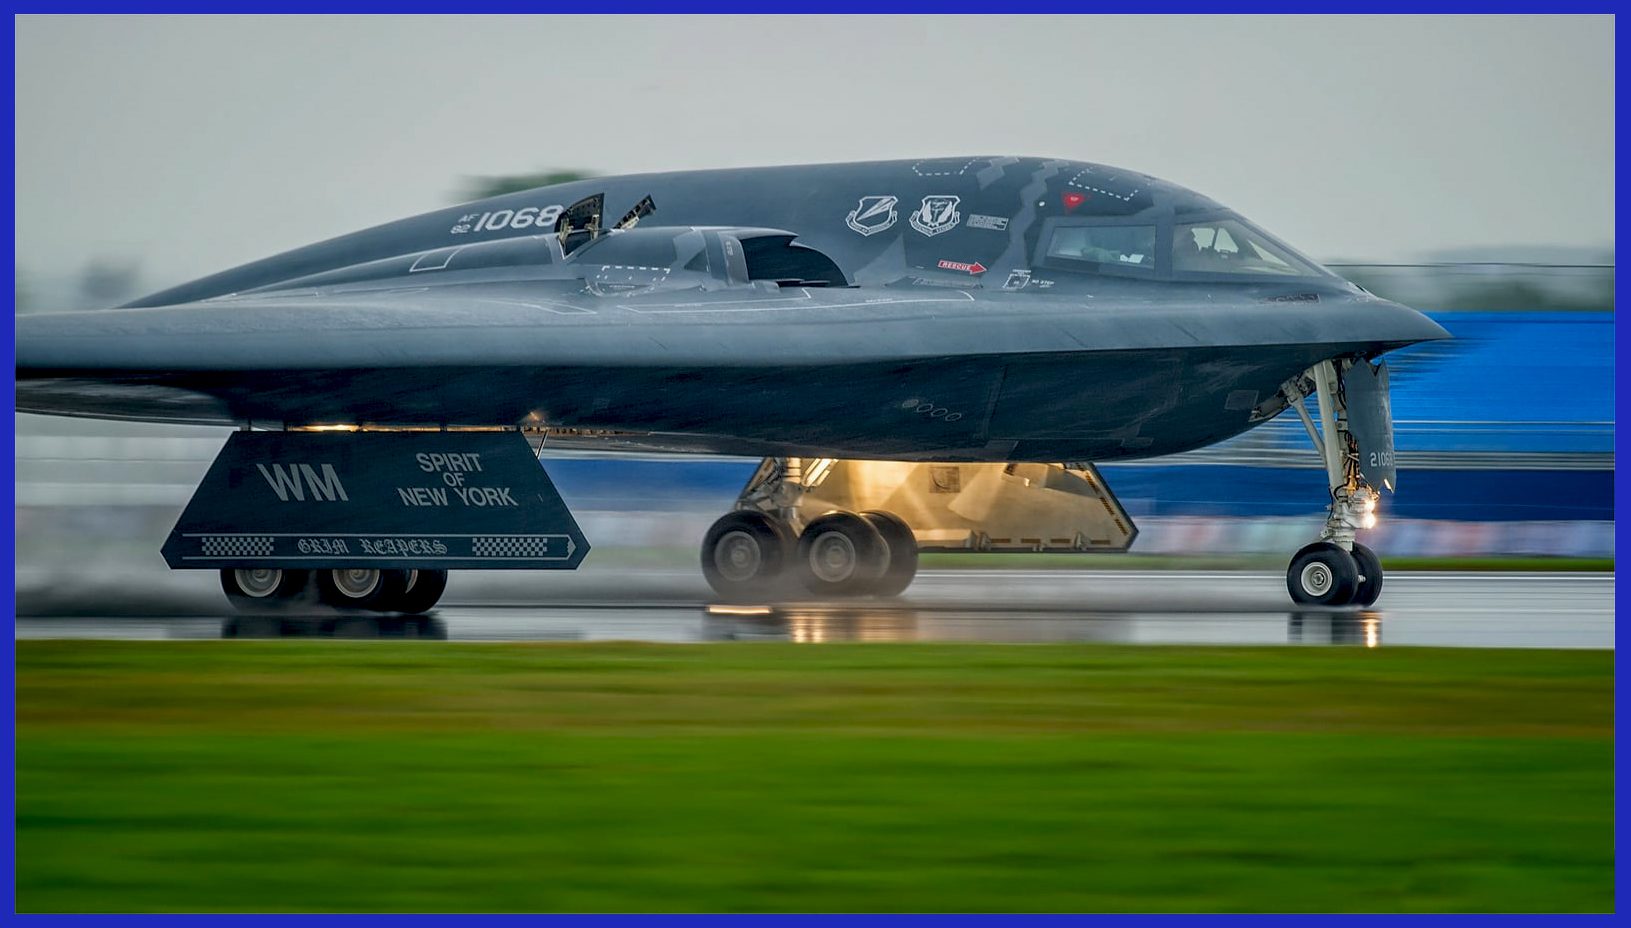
[13,570,1612,648]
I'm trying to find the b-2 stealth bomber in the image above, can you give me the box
[15,156,1448,612]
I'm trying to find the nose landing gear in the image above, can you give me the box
[1279,358,1391,607]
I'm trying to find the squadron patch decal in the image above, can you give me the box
[845,195,899,236]
[909,195,962,237]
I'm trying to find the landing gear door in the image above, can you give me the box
[1344,359,1397,491]
[160,431,590,570]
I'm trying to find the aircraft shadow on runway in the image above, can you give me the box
[222,614,448,640]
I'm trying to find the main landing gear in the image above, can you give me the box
[702,507,918,599]
[220,567,449,614]
[701,459,919,599]
[1280,359,1386,607]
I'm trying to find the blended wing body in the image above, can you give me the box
[15,156,1447,462]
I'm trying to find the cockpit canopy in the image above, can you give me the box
[1038,213,1330,282]
[1171,218,1323,277]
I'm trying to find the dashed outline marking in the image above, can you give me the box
[912,158,980,177]
[585,266,672,298]
[1065,168,1142,203]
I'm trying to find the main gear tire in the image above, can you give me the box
[702,510,796,599]
[220,568,310,612]
[316,568,412,611]
[796,510,888,597]
[384,569,450,614]
[860,510,918,598]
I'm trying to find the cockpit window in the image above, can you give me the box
[1172,219,1320,277]
[1045,225,1156,271]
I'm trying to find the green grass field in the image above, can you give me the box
[16,642,1612,913]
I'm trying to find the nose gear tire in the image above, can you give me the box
[1287,542,1360,606]
[1349,542,1384,607]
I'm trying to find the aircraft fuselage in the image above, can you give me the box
[16,156,1448,462]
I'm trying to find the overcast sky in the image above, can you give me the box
[15,14,1615,289]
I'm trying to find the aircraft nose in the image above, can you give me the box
[1362,296,1452,348]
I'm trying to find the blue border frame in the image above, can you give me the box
[4,4,1628,11]
[6,10,1622,920]
[7,12,19,920]
[1612,12,1626,919]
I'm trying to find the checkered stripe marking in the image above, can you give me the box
[471,536,555,558]
[200,535,275,558]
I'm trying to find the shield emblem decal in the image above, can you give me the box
[909,195,962,237]
[845,195,899,236]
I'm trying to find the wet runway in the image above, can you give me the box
[13,569,1614,648]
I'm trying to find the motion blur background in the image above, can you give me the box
[14,15,1615,589]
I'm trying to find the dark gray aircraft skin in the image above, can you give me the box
[16,156,1447,463]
